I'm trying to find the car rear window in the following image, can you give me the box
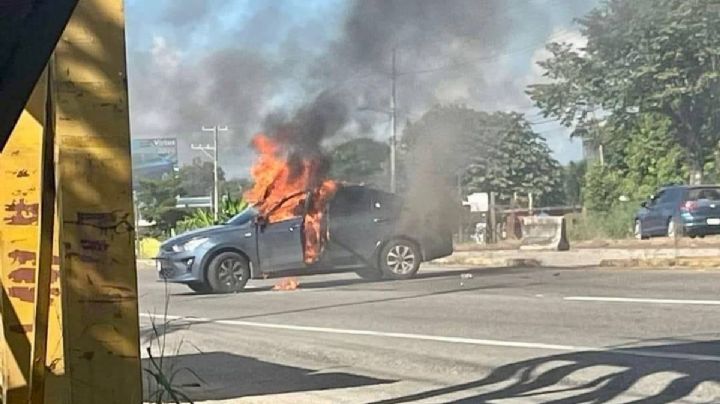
[687,188,720,201]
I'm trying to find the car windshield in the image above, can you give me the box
[225,206,258,225]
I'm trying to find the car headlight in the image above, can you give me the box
[172,237,209,253]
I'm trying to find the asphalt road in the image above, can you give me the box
[138,263,720,403]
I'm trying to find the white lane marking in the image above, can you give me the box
[138,313,720,362]
[565,296,720,306]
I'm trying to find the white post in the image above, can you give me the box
[199,125,228,222]
[390,47,397,193]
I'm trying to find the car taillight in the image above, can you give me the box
[681,200,698,212]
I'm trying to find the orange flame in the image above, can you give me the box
[273,277,300,291]
[245,133,338,264]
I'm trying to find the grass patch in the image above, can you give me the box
[566,203,638,241]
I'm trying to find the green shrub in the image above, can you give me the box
[566,202,639,241]
[175,194,248,234]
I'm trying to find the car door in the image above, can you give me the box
[654,189,679,234]
[257,216,305,272]
[256,192,309,273]
[642,190,664,234]
[326,186,372,266]
[646,190,677,235]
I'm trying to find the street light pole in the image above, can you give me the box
[194,125,228,221]
[390,47,398,193]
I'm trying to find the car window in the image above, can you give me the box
[656,189,675,204]
[226,206,258,226]
[649,190,665,206]
[371,191,402,212]
[330,187,368,217]
[687,188,720,201]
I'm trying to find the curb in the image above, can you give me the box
[432,257,542,267]
[599,257,720,269]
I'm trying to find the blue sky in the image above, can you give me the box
[125,0,599,177]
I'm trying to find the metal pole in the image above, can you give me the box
[200,126,227,222]
[457,173,463,243]
[390,47,397,193]
[489,192,497,244]
[213,127,219,221]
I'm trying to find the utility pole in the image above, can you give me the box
[390,47,398,193]
[193,125,228,221]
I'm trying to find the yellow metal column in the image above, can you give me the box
[53,0,142,402]
[0,76,66,403]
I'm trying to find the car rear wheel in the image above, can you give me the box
[207,252,250,294]
[379,239,421,280]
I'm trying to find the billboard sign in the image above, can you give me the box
[131,137,178,180]
[132,137,178,164]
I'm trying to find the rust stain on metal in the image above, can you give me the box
[8,249,61,265]
[9,248,37,264]
[9,286,35,302]
[8,287,61,303]
[8,267,60,283]
[15,169,30,177]
[3,198,39,225]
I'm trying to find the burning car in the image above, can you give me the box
[155,184,453,293]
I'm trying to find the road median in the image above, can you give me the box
[434,248,720,269]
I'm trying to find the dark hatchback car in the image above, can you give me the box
[156,185,454,293]
[634,185,720,239]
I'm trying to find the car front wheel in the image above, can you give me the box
[380,240,421,280]
[634,219,648,240]
[207,252,250,293]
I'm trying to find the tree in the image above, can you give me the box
[563,160,587,206]
[135,175,186,236]
[221,178,251,199]
[582,162,623,212]
[619,114,688,199]
[330,138,389,186]
[179,158,226,197]
[402,105,563,206]
[529,0,720,182]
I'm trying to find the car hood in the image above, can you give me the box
[162,225,230,247]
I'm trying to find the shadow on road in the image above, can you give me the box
[142,351,394,402]
[371,340,720,403]
[172,265,529,297]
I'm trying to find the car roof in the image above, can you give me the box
[660,184,720,191]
